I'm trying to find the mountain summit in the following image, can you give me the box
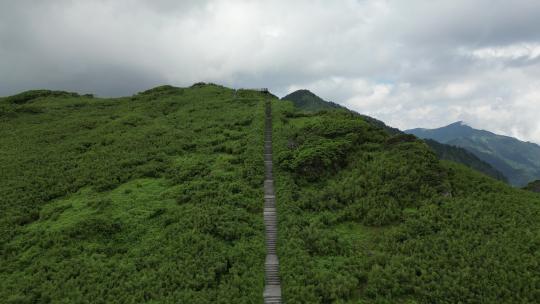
[281,89,343,112]
[281,89,402,135]
[406,122,540,186]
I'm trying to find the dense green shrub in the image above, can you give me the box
[67,216,123,239]
[133,85,184,100]
[5,89,80,104]
[0,85,266,303]
[272,99,540,303]
[1,84,539,303]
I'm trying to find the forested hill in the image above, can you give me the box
[407,121,540,186]
[1,84,540,303]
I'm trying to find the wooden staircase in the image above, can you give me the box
[263,99,282,304]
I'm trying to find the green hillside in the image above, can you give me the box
[0,84,267,303]
[524,180,540,193]
[283,90,506,181]
[407,122,540,186]
[1,84,540,303]
[281,89,343,112]
[282,90,400,135]
[424,139,507,182]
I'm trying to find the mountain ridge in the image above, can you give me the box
[282,89,507,182]
[407,122,540,186]
[281,89,343,112]
[423,139,507,182]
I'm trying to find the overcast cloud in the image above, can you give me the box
[1,0,540,143]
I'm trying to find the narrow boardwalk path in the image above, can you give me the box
[263,99,282,303]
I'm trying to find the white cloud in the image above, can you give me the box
[467,43,540,60]
[1,0,540,143]
[442,82,477,99]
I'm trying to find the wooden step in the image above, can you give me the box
[263,100,281,304]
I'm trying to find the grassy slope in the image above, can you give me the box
[282,90,506,183]
[0,85,267,303]
[448,136,540,186]
[1,86,539,303]
[271,100,540,303]
[281,89,401,135]
[424,139,507,182]
[281,89,342,112]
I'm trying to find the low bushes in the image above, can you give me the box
[5,90,80,104]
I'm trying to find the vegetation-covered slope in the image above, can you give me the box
[283,90,505,182]
[271,102,540,303]
[524,180,540,193]
[0,84,267,303]
[1,85,539,303]
[424,139,507,182]
[407,121,540,186]
[281,89,343,112]
[282,89,400,135]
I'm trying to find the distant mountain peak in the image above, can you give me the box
[447,121,470,128]
[406,122,540,186]
[282,89,327,102]
[289,89,315,95]
[281,89,342,112]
